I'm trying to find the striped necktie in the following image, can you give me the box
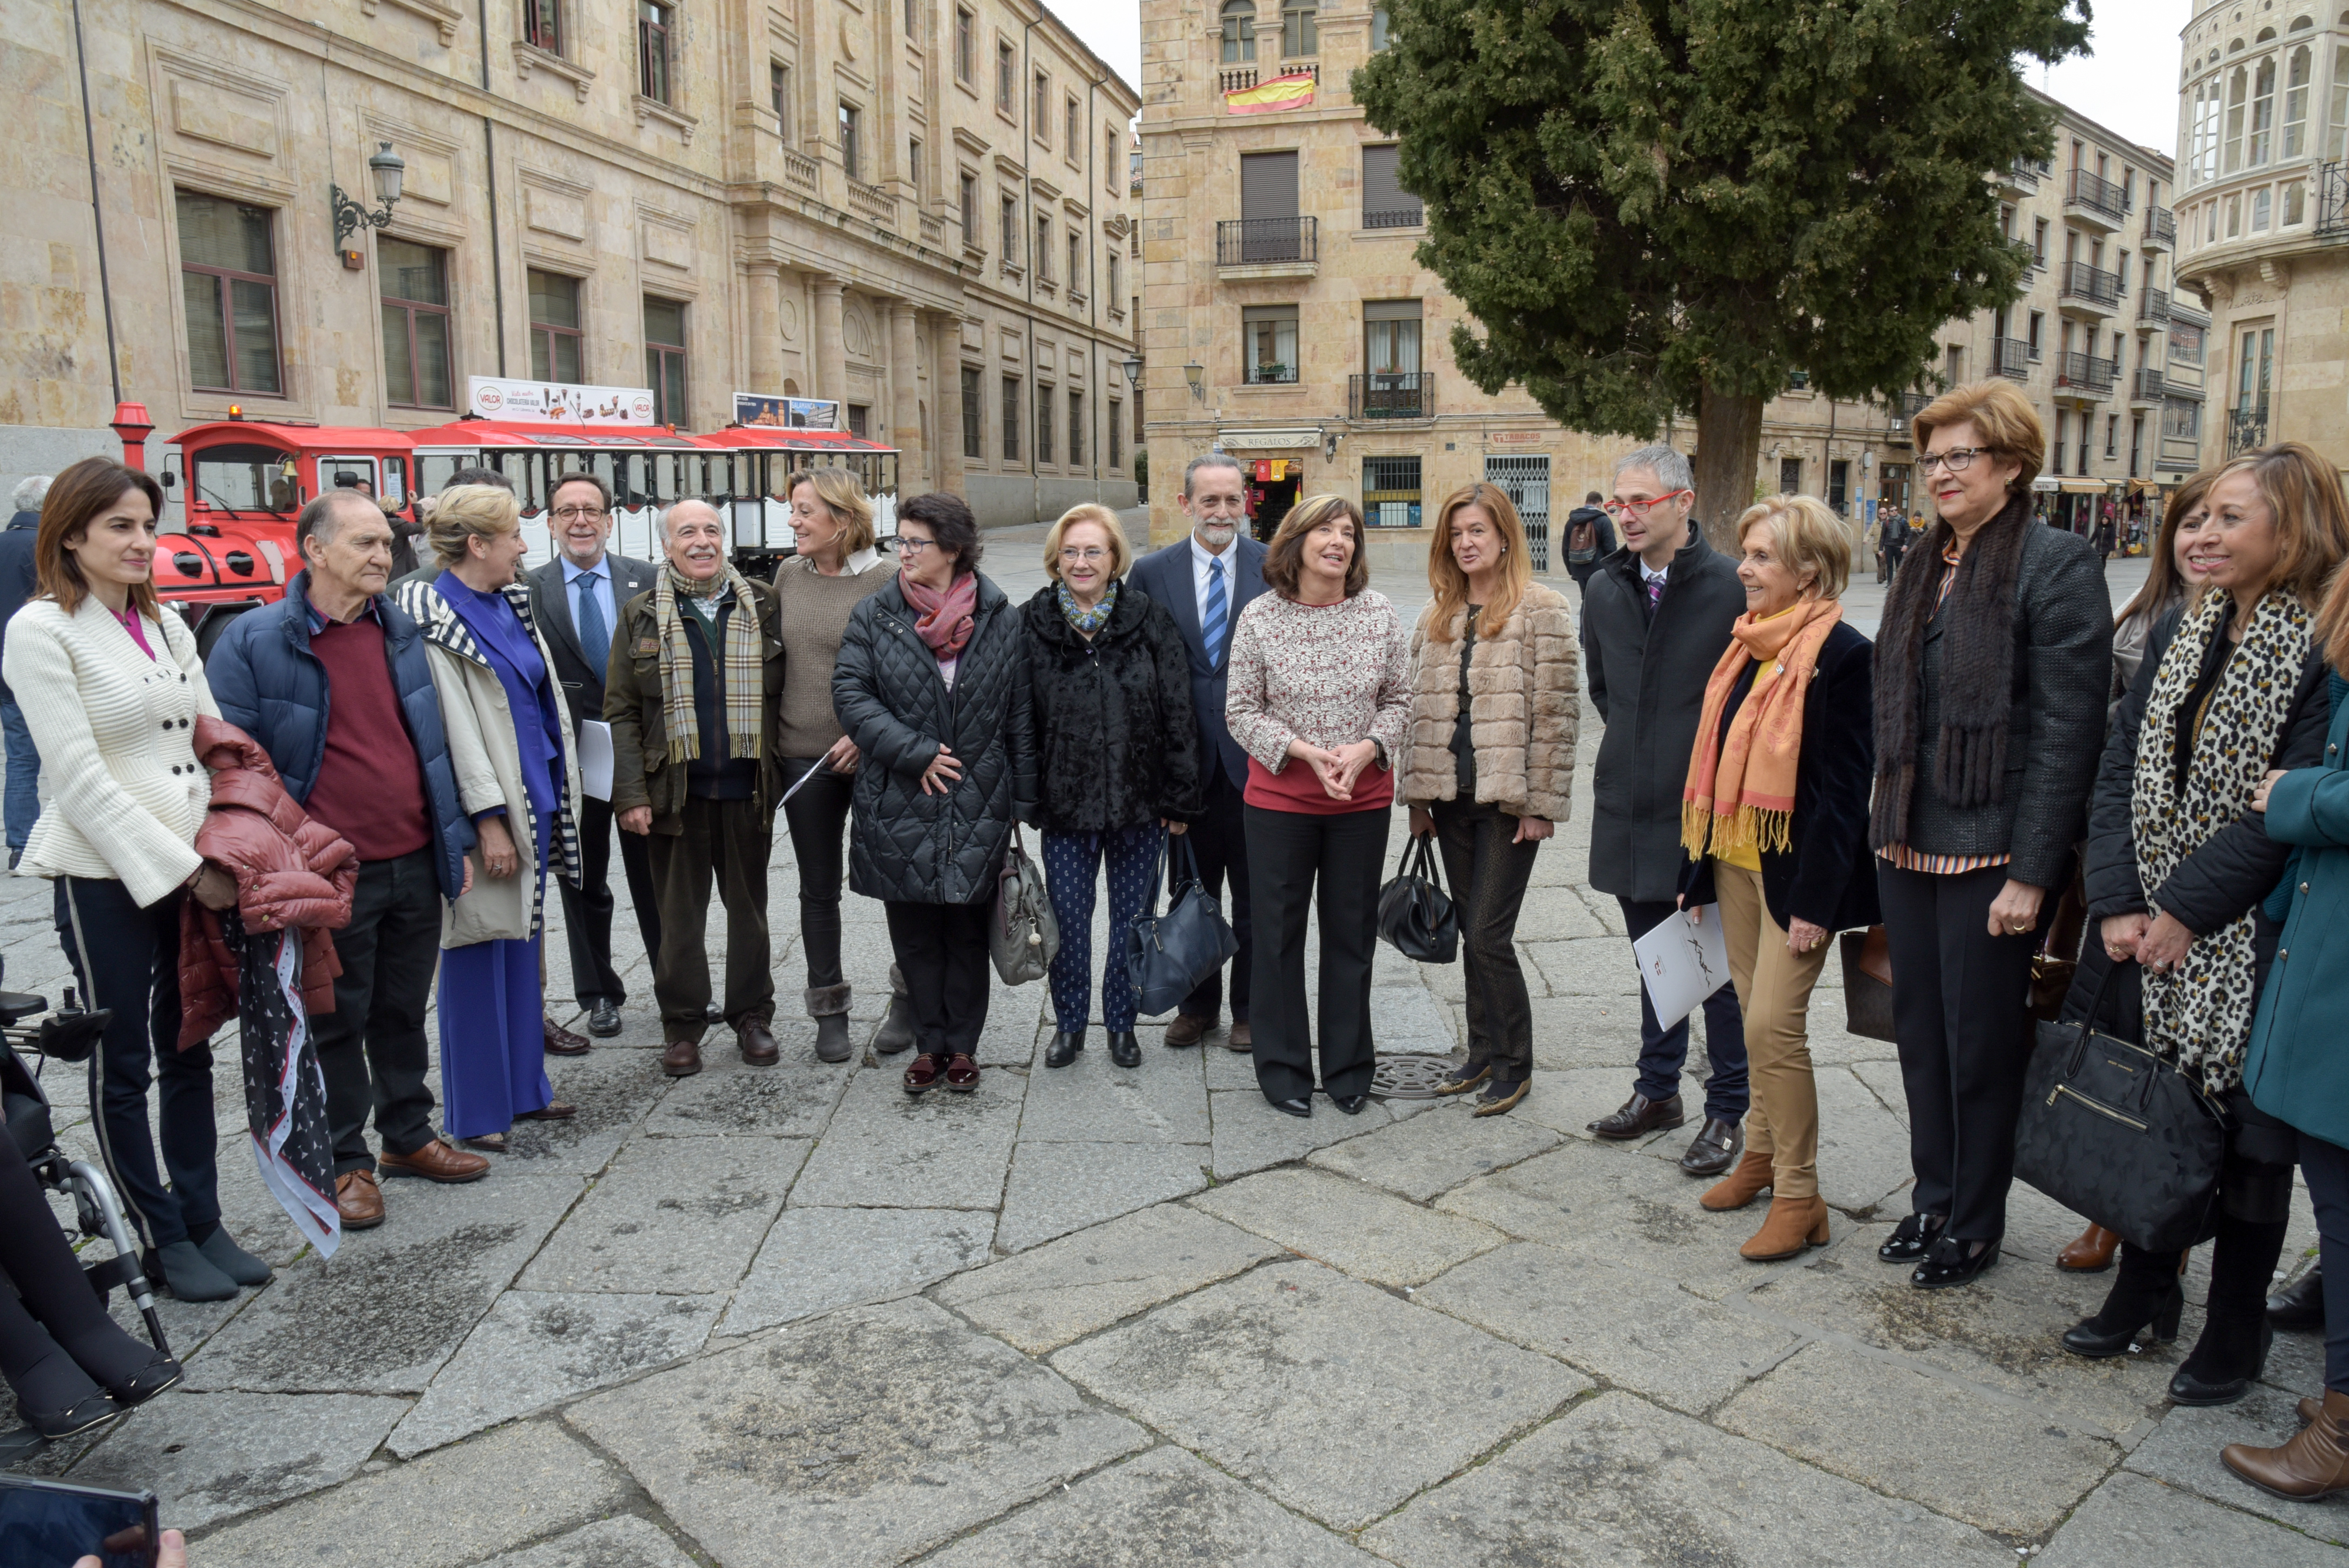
[1202,555,1227,658]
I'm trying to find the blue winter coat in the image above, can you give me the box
[2244,671,2349,1148]
[204,571,474,899]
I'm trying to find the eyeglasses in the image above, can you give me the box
[1918,447,1988,474]
[551,505,608,521]
[896,537,938,556]
[1057,547,1108,563]
[1602,490,1691,520]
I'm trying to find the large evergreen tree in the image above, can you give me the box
[1354,1,2092,544]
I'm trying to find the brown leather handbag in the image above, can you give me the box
[2029,872,2091,1022]
[1839,925,1897,1042]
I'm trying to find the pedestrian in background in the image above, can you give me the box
[0,475,48,866]
[1127,455,1270,1054]
[1675,495,1877,1259]
[399,483,583,1152]
[1871,381,2110,1290]
[1402,483,1576,1118]
[1225,494,1410,1119]
[606,499,787,1078]
[1579,445,1752,1177]
[2058,444,2341,1403]
[1024,504,1199,1070]
[1561,490,1616,591]
[833,493,1037,1095]
[770,468,901,1064]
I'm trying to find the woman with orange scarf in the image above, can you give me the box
[1676,496,1879,1261]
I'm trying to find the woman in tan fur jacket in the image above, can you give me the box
[1403,483,1579,1116]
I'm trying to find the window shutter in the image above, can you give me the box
[1361,144,1418,223]
[1240,151,1298,221]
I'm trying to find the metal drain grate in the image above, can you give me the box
[1371,1054,1460,1099]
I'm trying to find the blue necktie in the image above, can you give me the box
[576,569,611,672]
[1202,556,1227,660]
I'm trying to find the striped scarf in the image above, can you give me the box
[655,564,765,766]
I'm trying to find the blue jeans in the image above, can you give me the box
[1042,825,1163,1034]
[1620,897,1749,1122]
[1,696,38,855]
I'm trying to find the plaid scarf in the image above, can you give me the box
[655,564,765,766]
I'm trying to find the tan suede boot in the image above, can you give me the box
[1740,1194,1830,1261]
[2224,1388,2349,1500]
[1701,1148,1774,1212]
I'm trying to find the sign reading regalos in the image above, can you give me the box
[732,393,843,430]
[466,376,659,426]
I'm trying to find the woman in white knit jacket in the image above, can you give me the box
[4,457,263,1304]
[1402,483,1579,1118]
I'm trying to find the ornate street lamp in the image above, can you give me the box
[1183,361,1206,404]
[332,142,408,260]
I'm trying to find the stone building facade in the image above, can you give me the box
[6,0,1138,527]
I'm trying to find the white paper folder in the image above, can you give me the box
[1632,904,1733,1030]
[578,721,615,802]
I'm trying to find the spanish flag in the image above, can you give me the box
[1225,72,1316,114]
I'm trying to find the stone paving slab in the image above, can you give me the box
[1206,1089,1397,1179]
[189,1419,631,1568]
[1362,1389,2013,1566]
[1188,1166,1504,1287]
[467,1516,700,1568]
[1505,1066,1674,1144]
[497,1047,677,1173]
[2039,1470,2349,1566]
[1369,985,1458,1052]
[639,1054,854,1139]
[995,1139,1210,1251]
[1051,1260,1586,1529]
[1715,1340,2121,1536]
[936,1204,1284,1355]
[1421,1243,1803,1414]
[1512,884,1608,941]
[568,1296,1149,1568]
[1016,1041,1209,1143]
[719,1206,995,1336]
[517,1136,803,1294]
[1523,936,1640,997]
[1527,995,1647,1071]
[62,1391,408,1531]
[790,1060,1026,1209]
[1303,1098,1562,1200]
[391,1290,723,1456]
[921,1444,1386,1567]
[2123,1380,2349,1541]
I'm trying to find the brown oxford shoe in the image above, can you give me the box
[1225,1021,1253,1052]
[1165,1014,1211,1048]
[378,1139,491,1183]
[661,1037,704,1077]
[335,1169,385,1228]
[544,1016,591,1056]
[736,1019,781,1066]
[1588,1091,1685,1140]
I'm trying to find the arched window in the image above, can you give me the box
[2193,78,2226,182]
[2286,46,2313,155]
[2330,43,2349,160]
[1220,0,1256,63]
[2259,25,2278,41]
[2226,66,2250,172]
[2291,15,2314,30]
[1280,0,1317,58]
[2250,55,2278,166]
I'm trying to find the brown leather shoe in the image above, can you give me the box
[944,1052,980,1092]
[1166,1014,1211,1048]
[2225,1388,2349,1499]
[517,1101,576,1121]
[1589,1091,1684,1140]
[736,1018,780,1065]
[2302,1395,2325,1427]
[1701,1148,1775,1212]
[1741,1193,1832,1261]
[1225,1021,1253,1052]
[544,1016,591,1056]
[661,1038,704,1076]
[378,1139,491,1183]
[1678,1116,1743,1176]
[904,1053,942,1093]
[2058,1223,2121,1273]
[335,1169,385,1228]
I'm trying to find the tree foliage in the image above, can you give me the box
[1354,0,2092,526]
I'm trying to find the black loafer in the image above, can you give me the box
[1045,1030,1085,1069]
[1108,1031,1142,1068]
[2270,1264,2326,1330]
[1677,1117,1742,1176]
[26,1389,119,1440]
[1271,1096,1312,1119]
[1588,1091,1684,1140]
[1331,1093,1368,1116]
[586,1001,622,1038]
[1910,1236,2000,1290]
[1878,1212,1947,1263]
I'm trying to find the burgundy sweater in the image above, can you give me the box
[307,615,432,863]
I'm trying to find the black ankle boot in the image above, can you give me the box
[1107,1031,1141,1068]
[2062,1243,2185,1358]
[1045,1030,1085,1068]
[2171,1209,2289,1406]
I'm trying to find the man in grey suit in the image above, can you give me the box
[1126,452,1268,1050]
[527,471,662,1039]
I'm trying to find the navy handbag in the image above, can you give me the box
[1126,833,1240,1017]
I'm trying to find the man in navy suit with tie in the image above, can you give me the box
[1127,453,1268,1050]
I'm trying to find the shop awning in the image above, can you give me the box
[2058,479,2113,494]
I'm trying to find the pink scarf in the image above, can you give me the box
[900,570,977,663]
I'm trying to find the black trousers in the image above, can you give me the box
[1246,803,1388,1103]
[779,757,854,993]
[54,877,216,1252]
[883,898,993,1057]
[559,795,660,1008]
[1430,800,1540,1080]
[647,796,774,1039]
[1878,861,2037,1241]
[315,848,441,1176]
[1177,765,1253,1024]
[2300,1129,2349,1393]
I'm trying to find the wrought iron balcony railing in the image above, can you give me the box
[1217,216,1317,267]
[1350,371,1433,420]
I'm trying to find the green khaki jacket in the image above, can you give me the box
[604,579,788,832]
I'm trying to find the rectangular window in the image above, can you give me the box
[2333,45,2349,161]
[1108,127,1121,191]
[1133,392,1143,444]
[1364,297,1422,373]
[1066,96,1080,161]
[2131,414,2144,475]
[2104,413,2118,458]
[1281,0,1317,57]
[2287,45,2313,156]
[2052,410,2067,475]
[1361,143,1421,228]
[839,103,861,181]
[1037,214,1054,279]
[177,190,283,396]
[2169,322,2206,366]
[1778,456,1802,494]
[1362,455,1422,530]
[1002,375,1021,460]
[644,296,688,427]
[1371,3,1392,49]
[527,268,584,384]
[2239,326,2276,410]
[2287,180,2308,225]
[524,0,561,52]
[1036,384,1054,463]
[908,138,923,199]
[846,403,870,439]
[379,237,452,410]
[638,1,672,103]
[1107,250,1119,303]
[770,62,790,132]
[2164,399,2203,444]
[997,41,1016,112]
[2254,187,2273,231]
[2028,310,2044,359]
[1108,399,1122,467]
[956,8,975,83]
[960,173,978,243]
[1069,391,1084,467]
[1828,459,1849,515]
[2033,217,2048,264]
[961,366,982,457]
[1002,195,1019,261]
[904,0,917,37]
[1243,304,1299,383]
[1035,71,1051,143]
[1068,231,1082,291]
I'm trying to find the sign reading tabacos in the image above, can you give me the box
[467,375,659,426]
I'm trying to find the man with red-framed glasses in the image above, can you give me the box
[1577,445,1751,1179]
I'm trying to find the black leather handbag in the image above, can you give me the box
[2013,961,2227,1253]
[1377,832,1459,964]
[1126,833,1240,1017]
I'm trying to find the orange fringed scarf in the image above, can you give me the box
[1681,598,1843,863]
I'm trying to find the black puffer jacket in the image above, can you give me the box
[1022,583,1202,834]
[833,571,1038,904]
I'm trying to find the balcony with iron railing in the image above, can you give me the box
[2138,287,2172,326]
[1362,204,1423,230]
[1885,391,1931,440]
[2054,350,2118,398]
[1350,371,1434,420]
[2059,260,2123,317]
[2065,167,2132,230]
[1246,360,1298,386]
[2132,367,2169,403]
[1217,216,1318,270]
[2229,403,2269,457]
[2143,206,2176,250]
[1991,337,2031,379]
[2321,160,2349,237]
[2000,156,2049,196]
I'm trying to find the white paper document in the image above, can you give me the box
[1632,904,1734,1030]
[578,721,615,802]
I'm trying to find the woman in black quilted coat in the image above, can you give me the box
[832,492,1037,1095]
[1022,505,1201,1072]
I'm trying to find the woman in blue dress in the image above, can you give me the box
[397,483,582,1150]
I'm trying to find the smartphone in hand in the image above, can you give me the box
[0,1473,161,1568]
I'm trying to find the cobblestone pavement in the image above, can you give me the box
[15,547,2335,1565]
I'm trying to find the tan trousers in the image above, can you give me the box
[1714,863,1829,1200]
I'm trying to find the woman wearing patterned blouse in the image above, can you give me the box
[1224,494,1411,1119]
